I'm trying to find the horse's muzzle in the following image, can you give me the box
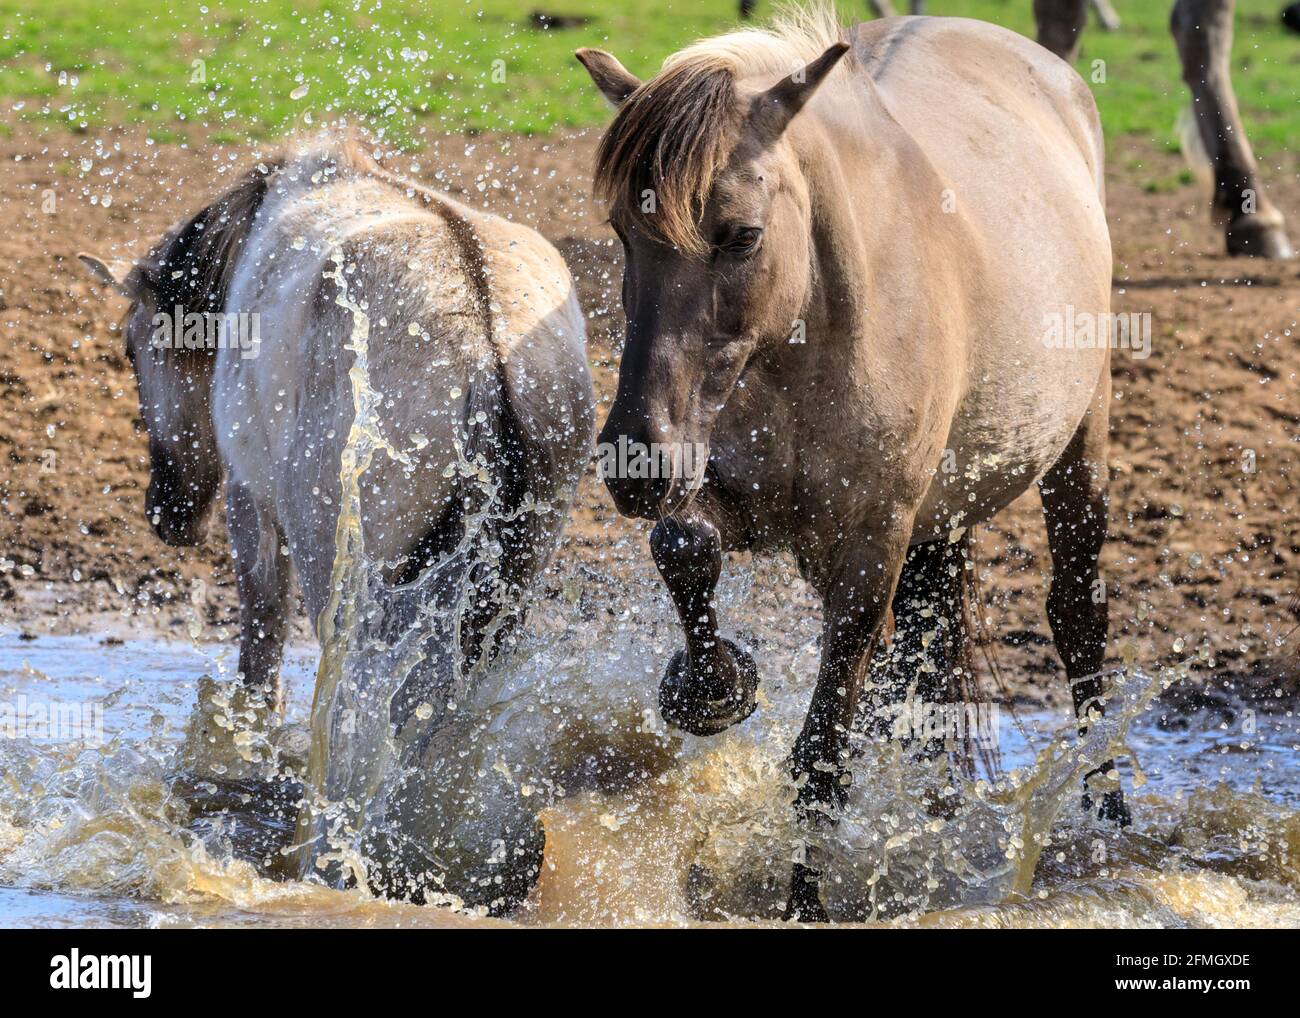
[149,504,209,547]
[603,471,671,520]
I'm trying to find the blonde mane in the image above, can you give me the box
[666,3,847,78]
[593,4,850,255]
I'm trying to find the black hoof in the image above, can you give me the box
[1083,786,1132,828]
[659,638,759,737]
[1225,214,1294,259]
[1096,789,1132,828]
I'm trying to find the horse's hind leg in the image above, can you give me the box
[863,537,973,755]
[650,512,759,737]
[1171,0,1292,257]
[227,482,290,713]
[1038,376,1130,826]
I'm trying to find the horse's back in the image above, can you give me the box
[853,17,1104,197]
[218,173,590,617]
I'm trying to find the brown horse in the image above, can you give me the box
[578,7,1129,920]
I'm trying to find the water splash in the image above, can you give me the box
[1,619,1298,927]
[288,249,551,910]
[292,249,405,889]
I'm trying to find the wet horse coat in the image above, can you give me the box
[83,140,592,701]
[81,140,594,909]
[579,10,1125,919]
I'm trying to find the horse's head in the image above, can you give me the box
[79,253,222,546]
[78,162,273,545]
[578,38,848,518]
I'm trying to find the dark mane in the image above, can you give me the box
[139,138,387,314]
[593,57,739,256]
[140,161,282,314]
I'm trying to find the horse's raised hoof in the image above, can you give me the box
[658,637,758,737]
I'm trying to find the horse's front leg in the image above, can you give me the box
[787,529,910,922]
[650,512,759,737]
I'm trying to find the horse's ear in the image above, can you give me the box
[575,48,641,107]
[750,42,850,144]
[78,253,137,299]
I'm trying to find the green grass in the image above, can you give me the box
[0,0,1295,153]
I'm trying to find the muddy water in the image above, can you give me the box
[1,593,1298,928]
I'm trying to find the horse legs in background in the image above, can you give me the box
[1037,0,1293,258]
[1037,374,1131,827]
[1171,0,1294,257]
[1092,0,1121,30]
[227,482,290,713]
[1034,0,1121,58]
[1034,0,1090,60]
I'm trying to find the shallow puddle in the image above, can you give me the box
[1,624,1296,928]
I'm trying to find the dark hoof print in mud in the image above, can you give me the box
[658,638,759,737]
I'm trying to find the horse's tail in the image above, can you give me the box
[391,357,553,674]
[384,179,566,673]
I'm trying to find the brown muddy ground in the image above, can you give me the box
[0,121,1297,707]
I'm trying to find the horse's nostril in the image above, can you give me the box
[597,421,683,519]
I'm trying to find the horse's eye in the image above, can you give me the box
[723,227,762,256]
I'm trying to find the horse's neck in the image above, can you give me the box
[775,88,970,405]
